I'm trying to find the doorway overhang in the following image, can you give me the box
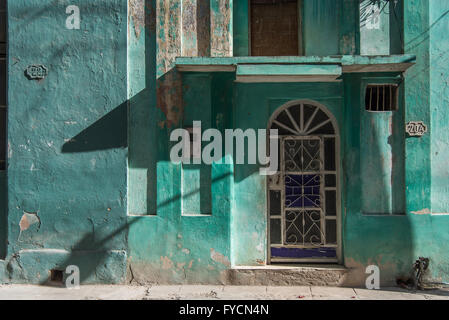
[175,55,416,79]
[235,64,342,83]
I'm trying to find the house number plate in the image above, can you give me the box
[406,121,427,137]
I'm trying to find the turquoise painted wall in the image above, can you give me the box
[232,82,344,266]
[127,71,233,283]
[303,0,341,55]
[233,0,359,56]
[233,0,249,56]
[359,76,405,215]
[343,72,413,284]
[430,1,449,214]
[2,0,449,286]
[3,0,128,284]
[343,0,449,285]
[0,171,6,259]
[126,0,449,286]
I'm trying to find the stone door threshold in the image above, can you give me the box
[232,264,347,271]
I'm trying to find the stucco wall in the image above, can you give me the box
[430,0,449,214]
[344,0,449,285]
[127,0,233,284]
[1,0,449,287]
[3,0,128,284]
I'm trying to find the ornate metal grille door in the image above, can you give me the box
[268,102,339,263]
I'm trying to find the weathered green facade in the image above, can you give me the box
[1,0,449,286]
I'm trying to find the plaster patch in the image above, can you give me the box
[210,248,230,267]
[411,208,431,215]
[160,256,174,269]
[19,211,41,232]
[182,248,190,254]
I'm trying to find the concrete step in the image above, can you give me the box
[226,265,349,286]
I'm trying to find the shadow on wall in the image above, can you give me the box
[48,77,153,283]
[2,0,132,283]
[7,0,439,286]
[61,102,127,153]
[37,219,134,285]
[341,74,416,287]
[38,0,185,283]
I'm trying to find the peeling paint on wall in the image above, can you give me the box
[181,0,197,57]
[157,0,181,76]
[19,211,41,233]
[411,208,431,215]
[210,248,230,267]
[3,0,129,284]
[156,71,183,128]
[161,256,174,270]
[129,0,145,38]
[5,0,449,288]
[210,0,232,57]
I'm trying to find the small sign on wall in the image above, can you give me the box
[25,65,48,80]
[406,121,428,137]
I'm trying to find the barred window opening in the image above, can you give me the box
[365,84,399,112]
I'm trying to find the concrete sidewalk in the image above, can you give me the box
[0,285,449,300]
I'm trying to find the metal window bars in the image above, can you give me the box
[365,84,398,112]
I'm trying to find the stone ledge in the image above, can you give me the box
[176,55,416,74]
[225,265,350,286]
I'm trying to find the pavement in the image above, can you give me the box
[0,284,449,300]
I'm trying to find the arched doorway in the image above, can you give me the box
[267,100,341,264]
